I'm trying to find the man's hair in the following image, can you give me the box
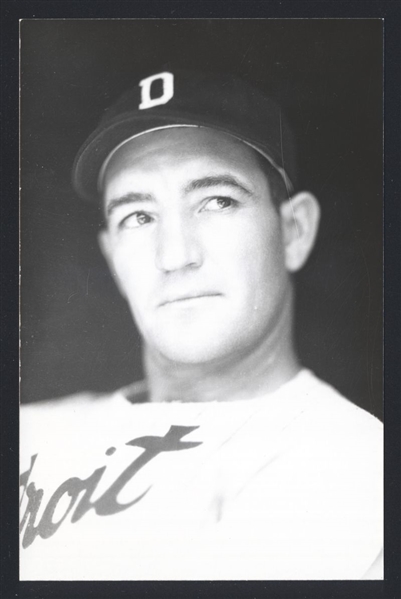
[253,151,291,210]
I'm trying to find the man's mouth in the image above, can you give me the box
[159,292,222,307]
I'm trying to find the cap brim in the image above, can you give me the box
[72,113,293,202]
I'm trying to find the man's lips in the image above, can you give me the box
[158,292,222,307]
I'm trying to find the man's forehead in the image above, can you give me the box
[101,127,264,191]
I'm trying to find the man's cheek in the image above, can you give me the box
[115,252,149,286]
[112,266,143,312]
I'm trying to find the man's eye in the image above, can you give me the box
[203,197,235,211]
[119,212,152,229]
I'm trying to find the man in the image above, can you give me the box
[20,70,383,580]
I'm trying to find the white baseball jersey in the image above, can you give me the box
[20,369,383,580]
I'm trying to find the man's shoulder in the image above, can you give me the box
[290,370,382,462]
[20,380,148,419]
[297,370,382,427]
[21,390,108,417]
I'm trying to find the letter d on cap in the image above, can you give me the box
[139,72,174,110]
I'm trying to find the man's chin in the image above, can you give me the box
[148,335,239,366]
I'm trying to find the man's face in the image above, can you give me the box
[100,127,291,365]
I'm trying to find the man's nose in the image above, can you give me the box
[155,215,203,272]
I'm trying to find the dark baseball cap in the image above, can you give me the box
[72,69,297,202]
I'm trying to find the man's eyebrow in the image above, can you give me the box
[106,193,154,217]
[105,175,252,217]
[184,175,253,196]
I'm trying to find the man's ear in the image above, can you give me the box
[280,192,321,272]
[98,229,127,298]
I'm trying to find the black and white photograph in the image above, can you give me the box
[19,18,383,581]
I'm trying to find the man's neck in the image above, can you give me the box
[143,305,300,403]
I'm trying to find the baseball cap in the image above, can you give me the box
[72,69,297,202]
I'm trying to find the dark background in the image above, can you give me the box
[20,19,383,419]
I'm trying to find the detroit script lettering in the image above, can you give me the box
[20,425,202,549]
